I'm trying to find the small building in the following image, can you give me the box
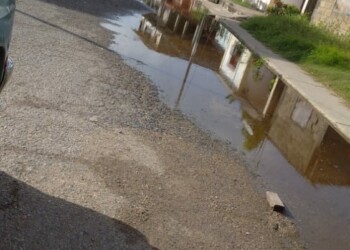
[218,25,276,114]
[268,87,329,169]
[216,19,350,176]
[306,0,350,35]
[138,13,223,70]
[153,0,200,38]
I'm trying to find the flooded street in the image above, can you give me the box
[102,4,350,249]
[0,0,348,248]
[1,0,303,248]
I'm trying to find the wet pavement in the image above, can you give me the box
[102,3,350,249]
[3,0,305,249]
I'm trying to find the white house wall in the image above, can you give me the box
[220,34,252,90]
[215,24,231,50]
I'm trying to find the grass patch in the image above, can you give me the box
[241,15,350,103]
[190,8,207,23]
[303,64,350,101]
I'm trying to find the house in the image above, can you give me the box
[146,0,199,38]
[305,0,350,35]
[218,25,333,171]
[218,26,276,114]
[268,86,329,170]
[249,0,350,36]
[215,19,350,174]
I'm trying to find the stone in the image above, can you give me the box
[266,191,285,213]
[89,116,98,122]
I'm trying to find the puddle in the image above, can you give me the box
[101,5,350,250]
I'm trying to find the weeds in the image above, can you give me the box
[191,9,206,23]
[251,55,267,80]
[241,14,350,102]
[267,0,300,15]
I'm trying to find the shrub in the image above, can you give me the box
[269,36,315,61]
[267,0,300,16]
[191,9,206,23]
[307,45,350,68]
[241,14,350,103]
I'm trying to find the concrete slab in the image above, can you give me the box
[220,18,350,144]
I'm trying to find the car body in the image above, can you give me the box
[0,0,15,93]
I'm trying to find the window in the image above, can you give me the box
[292,99,313,128]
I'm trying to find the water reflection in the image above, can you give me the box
[306,128,350,186]
[137,12,223,71]
[101,4,350,248]
[102,9,350,187]
[256,116,350,187]
[241,111,269,151]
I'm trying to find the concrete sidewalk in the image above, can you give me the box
[199,0,263,18]
[220,18,350,144]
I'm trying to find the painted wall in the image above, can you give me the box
[311,0,350,35]
[215,24,231,49]
[218,31,275,113]
[268,87,329,171]
[219,34,252,90]
[238,60,275,113]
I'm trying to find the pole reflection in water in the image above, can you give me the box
[176,14,207,108]
[101,3,350,247]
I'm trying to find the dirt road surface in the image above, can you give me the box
[0,0,303,249]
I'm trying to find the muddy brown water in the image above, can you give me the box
[101,7,350,250]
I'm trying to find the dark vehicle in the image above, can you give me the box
[0,0,15,93]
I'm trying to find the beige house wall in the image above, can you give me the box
[311,0,350,35]
[268,87,329,172]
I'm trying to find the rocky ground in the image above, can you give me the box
[0,0,303,249]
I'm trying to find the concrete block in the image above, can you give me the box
[266,191,285,213]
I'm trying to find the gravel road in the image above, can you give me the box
[0,0,303,249]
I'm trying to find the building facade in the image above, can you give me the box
[308,0,350,35]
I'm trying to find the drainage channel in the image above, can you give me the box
[101,5,350,250]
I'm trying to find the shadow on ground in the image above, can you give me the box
[0,171,157,250]
[38,0,149,17]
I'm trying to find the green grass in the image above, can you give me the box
[241,15,350,103]
[190,9,207,23]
